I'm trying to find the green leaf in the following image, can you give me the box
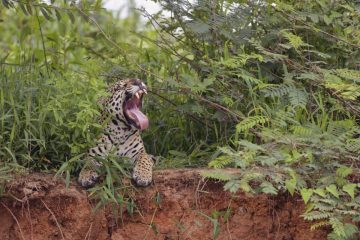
[198,212,220,239]
[19,3,29,16]
[300,188,313,204]
[326,184,339,199]
[40,8,53,21]
[240,180,251,192]
[25,4,33,15]
[313,188,326,198]
[55,9,62,21]
[285,178,297,196]
[342,184,356,199]
[336,166,352,178]
[323,15,332,25]
[67,11,75,23]
[2,0,10,9]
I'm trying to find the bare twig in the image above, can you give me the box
[191,93,244,121]
[142,207,158,240]
[35,9,50,76]
[41,200,65,240]
[83,221,93,240]
[226,198,233,240]
[26,200,34,240]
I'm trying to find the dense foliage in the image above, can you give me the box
[1,0,360,239]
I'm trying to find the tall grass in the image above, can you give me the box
[0,64,105,172]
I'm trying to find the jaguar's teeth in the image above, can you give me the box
[143,89,147,94]
[135,92,140,99]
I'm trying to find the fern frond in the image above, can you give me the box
[334,69,360,83]
[291,125,313,136]
[302,211,332,221]
[208,156,233,169]
[237,140,265,152]
[236,116,269,133]
[329,217,346,238]
[336,166,353,178]
[201,170,234,181]
[281,30,310,50]
[288,88,308,109]
[327,120,355,138]
[261,83,294,98]
[272,110,297,128]
[334,210,359,216]
[248,39,287,61]
[346,139,360,153]
[319,198,337,205]
[313,203,335,212]
[310,221,330,230]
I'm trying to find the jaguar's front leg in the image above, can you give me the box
[78,144,107,188]
[132,153,156,187]
[78,157,102,188]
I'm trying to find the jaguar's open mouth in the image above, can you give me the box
[123,90,149,130]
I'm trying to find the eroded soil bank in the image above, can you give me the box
[0,169,328,240]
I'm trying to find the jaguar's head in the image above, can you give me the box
[107,78,149,130]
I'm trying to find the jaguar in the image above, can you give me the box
[78,78,155,188]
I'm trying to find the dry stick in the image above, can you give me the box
[142,207,158,240]
[26,200,34,240]
[195,178,202,209]
[191,93,243,121]
[41,200,65,240]
[1,202,26,240]
[83,221,93,240]
[226,198,233,240]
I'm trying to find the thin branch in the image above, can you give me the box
[83,221,93,240]
[142,207,158,240]
[35,8,50,76]
[191,93,243,121]
[41,200,65,240]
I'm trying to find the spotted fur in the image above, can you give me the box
[78,78,154,188]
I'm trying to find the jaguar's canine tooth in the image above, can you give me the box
[135,92,140,99]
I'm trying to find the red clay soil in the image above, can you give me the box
[0,169,328,240]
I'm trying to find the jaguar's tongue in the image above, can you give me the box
[127,107,149,130]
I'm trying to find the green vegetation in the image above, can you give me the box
[1,0,360,239]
